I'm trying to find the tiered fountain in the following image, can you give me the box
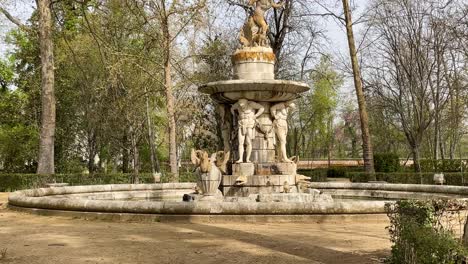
[196,0,317,199]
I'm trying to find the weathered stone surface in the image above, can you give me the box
[223,185,298,197]
[232,163,255,177]
[183,190,224,202]
[234,61,275,80]
[250,150,275,163]
[273,162,297,175]
[198,80,309,103]
[222,174,296,187]
[257,193,333,203]
[10,183,468,217]
[253,162,297,175]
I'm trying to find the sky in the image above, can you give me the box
[0,0,369,104]
[0,0,369,58]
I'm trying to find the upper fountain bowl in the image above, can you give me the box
[199,79,310,103]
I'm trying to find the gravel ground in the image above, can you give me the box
[0,193,390,264]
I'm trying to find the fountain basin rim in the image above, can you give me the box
[8,183,468,219]
[199,79,310,95]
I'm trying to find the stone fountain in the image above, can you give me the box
[197,0,312,198]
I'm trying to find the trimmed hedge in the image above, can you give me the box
[374,153,400,172]
[0,172,197,192]
[297,169,328,182]
[349,172,468,185]
[419,159,467,172]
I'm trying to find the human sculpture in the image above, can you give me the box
[217,104,232,153]
[240,0,284,47]
[271,100,296,163]
[231,99,265,163]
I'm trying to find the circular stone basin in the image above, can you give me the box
[8,183,468,222]
[198,80,310,103]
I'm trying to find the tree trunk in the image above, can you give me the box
[411,144,422,173]
[87,132,96,173]
[145,87,160,173]
[132,136,139,184]
[342,0,375,175]
[162,19,178,181]
[122,132,129,173]
[36,0,56,175]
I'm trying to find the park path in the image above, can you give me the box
[0,193,390,264]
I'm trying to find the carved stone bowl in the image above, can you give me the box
[198,79,310,103]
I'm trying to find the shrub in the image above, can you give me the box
[326,168,347,178]
[385,200,468,264]
[374,153,400,172]
[419,159,467,173]
[0,172,197,192]
[297,169,328,182]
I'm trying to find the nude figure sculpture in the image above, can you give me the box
[271,100,296,163]
[240,0,284,47]
[231,99,265,163]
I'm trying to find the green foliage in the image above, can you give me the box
[418,159,467,173]
[0,172,197,192]
[0,89,39,172]
[374,153,400,172]
[0,59,14,91]
[349,172,468,185]
[292,55,343,158]
[0,125,39,173]
[385,200,468,264]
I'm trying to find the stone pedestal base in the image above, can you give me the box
[255,162,297,175]
[222,161,301,197]
[257,192,333,203]
[232,163,255,176]
[222,174,299,197]
[222,185,299,197]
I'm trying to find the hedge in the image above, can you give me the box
[349,172,468,185]
[418,159,467,172]
[374,153,400,172]
[0,172,197,192]
[296,169,328,182]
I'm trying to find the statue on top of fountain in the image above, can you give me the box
[240,0,284,48]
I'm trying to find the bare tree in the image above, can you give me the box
[364,0,464,172]
[342,0,374,174]
[147,0,206,181]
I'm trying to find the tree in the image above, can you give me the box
[342,0,375,174]
[290,55,342,159]
[364,0,466,172]
[146,0,206,181]
[36,0,56,174]
[1,0,56,174]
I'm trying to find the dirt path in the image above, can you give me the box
[0,193,390,264]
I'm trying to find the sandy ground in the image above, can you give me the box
[0,193,390,264]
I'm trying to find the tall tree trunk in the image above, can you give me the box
[411,143,422,173]
[36,0,56,175]
[342,0,375,175]
[145,88,160,174]
[132,135,139,184]
[162,18,178,181]
[122,131,129,173]
[87,131,96,173]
